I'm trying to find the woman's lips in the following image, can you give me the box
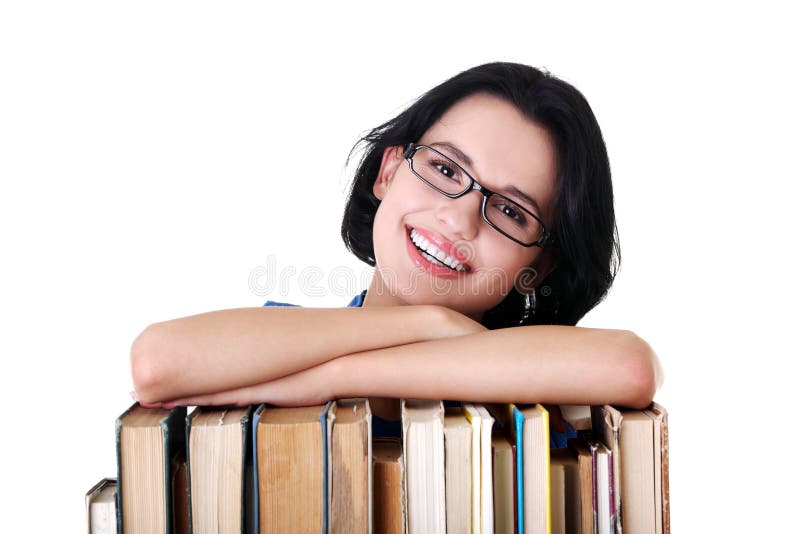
[408,225,473,267]
[405,226,471,278]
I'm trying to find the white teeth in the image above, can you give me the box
[409,228,466,272]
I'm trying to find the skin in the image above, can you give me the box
[131,93,661,415]
[366,92,558,320]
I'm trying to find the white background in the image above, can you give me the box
[1,1,797,531]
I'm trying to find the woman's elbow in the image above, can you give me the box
[618,330,660,409]
[130,323,171,403]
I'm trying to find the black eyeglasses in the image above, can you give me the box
[403,143,555,248]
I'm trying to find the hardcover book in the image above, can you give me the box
[592,404,669,534]
[186,406,252,533]
[492,432,515,534]
[402,399,446,533]
[327,398,372,533]
[86,478,117,534]
[567,436,595,534]
[252,402,330,534]
[372,437,405,534]
[549,448,580,534]
[115,403,187,534]
[443,406,473,533]
[462,403,483,534]
[515,404,551,534]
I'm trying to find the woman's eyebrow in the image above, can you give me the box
[430,141,474,168]
[430,141,542,215]
[504,185,542,216]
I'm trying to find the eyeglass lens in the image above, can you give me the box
[410,146,544,245]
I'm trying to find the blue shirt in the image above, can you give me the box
[262,290,576,446]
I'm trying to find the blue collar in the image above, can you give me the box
[347,290,367,308]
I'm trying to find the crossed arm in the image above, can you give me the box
[130,304,660,411]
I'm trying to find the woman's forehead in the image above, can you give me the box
[419,93,559,223]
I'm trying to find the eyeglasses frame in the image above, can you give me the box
[402,143,555,248]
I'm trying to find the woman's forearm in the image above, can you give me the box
[130,304,466,403]
[333,325,658,409]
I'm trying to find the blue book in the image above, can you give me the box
[252,402,332,533]
[512,405,525,534]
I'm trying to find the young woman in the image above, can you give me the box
[130,62,661,419]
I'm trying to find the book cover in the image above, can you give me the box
[512,405,525,534]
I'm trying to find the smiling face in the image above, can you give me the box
[366,92,559,321]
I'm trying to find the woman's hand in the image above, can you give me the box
[433,305,489,336]
[156,358,343,409]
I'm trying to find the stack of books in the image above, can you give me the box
[87,399,669,533]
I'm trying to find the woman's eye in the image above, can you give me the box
[432,161,459,181]
[498,204,528,226]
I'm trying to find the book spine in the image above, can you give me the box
[185,409,197,534]
[161,406,187,534]
[513,407,525,534]
[240,407,253,534]
[319,401,333,534]
[251,404,266,534]
[607,453,616,534]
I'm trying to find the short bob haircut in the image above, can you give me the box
[341,62,620,328]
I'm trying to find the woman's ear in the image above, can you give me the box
[373,145,404,200]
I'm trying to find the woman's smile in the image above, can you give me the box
[405,225,473,279]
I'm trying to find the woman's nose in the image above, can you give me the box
[435,190,482,242]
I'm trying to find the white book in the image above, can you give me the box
[475,405,495,533]
[85,478,117,534]
[402,400,446,534]
[595,443,614,534]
